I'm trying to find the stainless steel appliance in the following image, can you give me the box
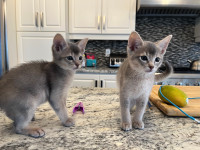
[187,59,200,71]
[109,54,126,68]
[0,0,8,76]
[156,68,200,86]
[137,0,200,16]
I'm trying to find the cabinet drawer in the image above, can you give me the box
[72,79,97,88]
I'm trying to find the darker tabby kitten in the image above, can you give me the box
[0,34,88,138]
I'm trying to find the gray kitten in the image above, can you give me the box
[117,31,173,131]
[0,34,88,138]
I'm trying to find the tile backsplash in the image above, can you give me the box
[84,17,200,68]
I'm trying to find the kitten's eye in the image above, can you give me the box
[79,56,82,60]
[155,57,160,62]
[66,56,73,61]
[140,56,148,61]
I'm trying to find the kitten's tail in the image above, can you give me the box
[155,61,173,82]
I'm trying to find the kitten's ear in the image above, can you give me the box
[128,31,144,52]
[52,34,67,52]
[156,35,172,55]
[77,38,89,54]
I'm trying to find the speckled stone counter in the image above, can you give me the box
[0,88,200,150]
[76,67,200,79]
[76,67,118,74]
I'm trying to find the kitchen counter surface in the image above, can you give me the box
[76,66,118,74]
[0,87,200,149]
[77,67,200,79]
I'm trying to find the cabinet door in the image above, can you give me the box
[40,0,65,31]
[102,0,136,34]
[69,0,101,34]
[72,74,99,88]
[16,0,40,31]
[100,74,117,88]
[17,32,66,63]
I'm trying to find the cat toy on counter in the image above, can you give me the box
[159,85,200,124]
[72,102,85,115]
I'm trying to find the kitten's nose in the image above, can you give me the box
[74,62,80,68]
[75,64,79,68]
[149,65,154,70]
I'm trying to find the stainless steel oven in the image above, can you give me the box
[156,68,200,86]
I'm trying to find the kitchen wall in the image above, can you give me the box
[85,17,200,68]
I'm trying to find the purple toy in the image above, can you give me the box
[73,102,85,114]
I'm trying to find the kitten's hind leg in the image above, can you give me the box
[132,96,148,130]
[14,110,45,138]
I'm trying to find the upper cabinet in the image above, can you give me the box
[69,0,136,40]
[16,0,65,32]
[101,0,135,34]
[69,0,101,34]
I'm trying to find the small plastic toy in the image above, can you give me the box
[72,102,85,114]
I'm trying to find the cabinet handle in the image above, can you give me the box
[103,16,106,30]
[101,80,103,88]
[40,12,44,27]
[35,12,39,27]
[95,80,98,87]
[98,16,100,30]
[137,0,141,11]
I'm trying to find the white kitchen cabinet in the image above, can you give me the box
[69,0,136,40]
[17,32,66,63]
[72,73,117,88]
[16,0,65,32]
[99,74,117,88]
[101,0,135,34]
[73,74,99,88]
[69,0,101,34]
[16,0,66,64]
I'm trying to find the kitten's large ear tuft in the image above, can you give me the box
[128,31,144,52]
[77,38,89,54]
[53,34,67,52]
[156,35,172,55]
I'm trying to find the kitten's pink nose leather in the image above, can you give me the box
[149,66,154,70]
[74,61,80,68]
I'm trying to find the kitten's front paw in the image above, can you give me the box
[121,122,132,131]
[16,128,45,138]
[64,118,74,127]
[28,128,45,138]
[133,120,144,130]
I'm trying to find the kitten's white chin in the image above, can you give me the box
[73,67,78,70]
[73,66,81,70]
[145,69,155,73]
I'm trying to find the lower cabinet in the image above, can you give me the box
[99,74,117,88]
[72,74,99,88]
[72,73,117,88]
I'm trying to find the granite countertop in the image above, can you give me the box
[76,66,119,74]
[0,87,200,149]
[76,67,200,79]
